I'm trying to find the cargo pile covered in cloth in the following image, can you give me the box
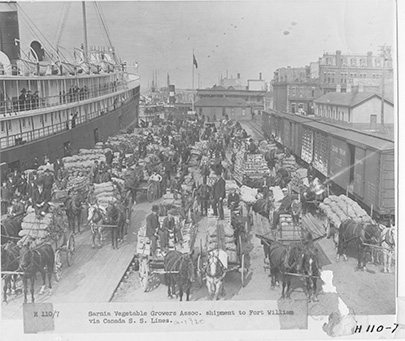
[93,181,120,210]
[206,215,238,264]
[18,205,69,248]
[319,194,373,228]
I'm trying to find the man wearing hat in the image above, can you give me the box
[42,168,54,202]
[248,138,257,153]
[212,172,226,219]
[1,181,11,215]
[146,205,160,258]
[32,179,49,217]
[10,195,25,217]
[272,187,293,229]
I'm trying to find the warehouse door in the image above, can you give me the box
[348,143,355,186]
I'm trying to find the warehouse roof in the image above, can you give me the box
[314,92,393,108]
[195,97,250,107]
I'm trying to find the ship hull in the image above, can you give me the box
[1,93,139,172]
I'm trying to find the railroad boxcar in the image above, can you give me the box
[262,110,395,220]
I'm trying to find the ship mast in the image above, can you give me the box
[82,1,88,61]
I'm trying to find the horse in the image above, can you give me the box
[205,249,227,300]
[380,225,396,273]
[87,204,105,249]
[1,215,23,245]
[105,202,127,250]
[64,191,84,234]
[19,243,54,303]
[263,240,306,299]
[303,247,321,302]
[337,219,382,270]
[1,242,20,303]
[164,250,195,301]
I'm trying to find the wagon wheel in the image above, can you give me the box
[54,250,62,282]
[139,257,150,291]
[147,183,154,203]
[197,254,204,288]
[67,233,75,266]
[240,254,246,287]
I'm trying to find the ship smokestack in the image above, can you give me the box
[0,2,20,73]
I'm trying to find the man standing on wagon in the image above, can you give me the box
[146,205,160,259]
[212,172,226,220]
[272,187,293,229]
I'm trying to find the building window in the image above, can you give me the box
[311,89,315,97]
[1,121,4,132]
[350,58,357,66]
[22,118,26,128]
[44,114,47,123]
[291,103,296,114]
[8,121,12,131]
[360,58,366,66]
[375,59,381,67]
[292,87,296,96]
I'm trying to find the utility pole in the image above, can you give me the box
[378,45,391,127]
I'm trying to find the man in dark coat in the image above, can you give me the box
[42,168,54,202]
[1,181,11,215]
[212,172,226,219]
[197,182,211,216]
[105,149,114,167]
[145,205,160,258]
[32,180,49,217]
[272,188,293,229]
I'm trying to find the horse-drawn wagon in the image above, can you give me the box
[196,207,248,300]
[136,209,197,295]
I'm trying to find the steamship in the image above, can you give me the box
[0,2,140,176]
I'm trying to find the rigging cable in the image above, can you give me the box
[55,2,72,51]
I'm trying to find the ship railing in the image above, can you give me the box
[0,78,138,115]
[0,101,129,150]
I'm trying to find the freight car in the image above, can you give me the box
[262,110,395,223]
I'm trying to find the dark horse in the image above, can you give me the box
[19,243,54,303]
[303,247,321,302]
[1,242,20,303]
[337,219,382,270]
[64,192,84,234]
[164,250,195,301]
[105,202,127,250]
[263,240,306,299]
[1,215,23,245]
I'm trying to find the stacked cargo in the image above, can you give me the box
[232,150,245,182]
[18,206,68,248]
[258,140,277,154]
[290,168,309,190]
[282,155,297,172]
[93,181,120,210]
[319,194,373,228]
[244,154,269,177]
[206,218,238,263]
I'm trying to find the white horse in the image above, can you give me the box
[205,249,227,300]
[380,225,396,273]
[87,204,106,249]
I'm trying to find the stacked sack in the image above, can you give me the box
[282,154,298,172]
[93,181,120,210]
[290,168,309,189]
[63,148,108,179]
[240,185,258,204]
[319,194,373,228]
[258,140,277,154]
[206,220,238,263]
[18,206,68,247]
[66,175,90,195]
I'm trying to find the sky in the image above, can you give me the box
[18,0,396,90]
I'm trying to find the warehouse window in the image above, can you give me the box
[22,118,26,128]
[8,121,12,131]
[1,121,4,132]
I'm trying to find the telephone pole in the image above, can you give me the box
[378,45,391,127]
